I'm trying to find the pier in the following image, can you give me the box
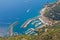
[25,28,35,34]
[21,18,36,28]
[8,21,18,36]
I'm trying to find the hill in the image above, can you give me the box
[0,1,60,40]
[44,1,60,20]
[0,23,60,40]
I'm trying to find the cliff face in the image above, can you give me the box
[44,2,60,20]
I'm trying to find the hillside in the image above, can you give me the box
[44,1,60,20]
[0,23,60,40]
[0,1,60,40]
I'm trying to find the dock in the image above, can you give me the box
[21,18,36,28]
[25,28,35,34]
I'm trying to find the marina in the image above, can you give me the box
[20,17,44,35]
[0,0,56,36]
[25,28,35,34]
[21,18,36,28]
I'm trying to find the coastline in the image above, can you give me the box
[38,0,60,29]
[21,6,53,31]
[37,5,53,29]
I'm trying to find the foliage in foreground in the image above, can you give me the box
[1,1,60,40]
[0,23,60,40]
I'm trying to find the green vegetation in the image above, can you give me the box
[0,1,60,40]
[36,23,60,40]
[44,1,60,20]
[0,23,60,40]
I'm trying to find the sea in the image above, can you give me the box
[0,0,56,37]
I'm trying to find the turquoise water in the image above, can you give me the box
[0,0,56,36]
[13,18,43,34]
